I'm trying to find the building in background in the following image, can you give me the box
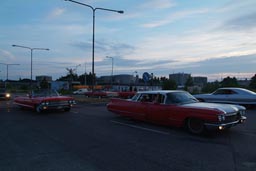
[98,74,135,85]
[169,73,191,87]
[36,75,52,82]
[193,76,207,87]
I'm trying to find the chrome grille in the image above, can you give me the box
[224,112,240,123]
[48,101,69,106]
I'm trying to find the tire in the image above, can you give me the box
[64,108,71,112]
[186,118,205,134]
[36,105,42,113]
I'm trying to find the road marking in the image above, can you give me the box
[110,120,170,135]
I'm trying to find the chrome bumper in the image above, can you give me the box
[204,116,247,130]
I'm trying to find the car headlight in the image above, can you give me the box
[240,110,246,115]
[218,115,225,122]
[69,100,76,104]
[41,101,49,106]
[6,93,10,98]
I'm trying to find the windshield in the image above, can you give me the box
[32,89,59,97]
[165,92,198,104]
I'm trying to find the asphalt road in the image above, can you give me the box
[0,100,256,171]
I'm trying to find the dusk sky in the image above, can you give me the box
[1,0,256,81]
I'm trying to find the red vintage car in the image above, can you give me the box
[84,90,118,98]
[14,89,76,113]
[107,90,246,134]
[117,91,136,99]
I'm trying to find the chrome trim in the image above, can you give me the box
[225,112,237,116]
[204,116,246,129]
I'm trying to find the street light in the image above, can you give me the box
[0,63,20,81]
[84,62,87,85]
[12,44,49,88]
[106,56,114,87]
[64,0,123,90]
[0,63,20,88]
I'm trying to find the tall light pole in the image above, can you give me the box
[12,44,49,88]
[0,63,20,88]
[64,0,123,90]
[0,63,20,80]
[84,62,87,86]
[106,56,114,87]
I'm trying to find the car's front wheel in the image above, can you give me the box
[186,118,205,134]
[36,105,42,113]
[64,108,71,112]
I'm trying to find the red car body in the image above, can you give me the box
[117,91,136,99]
[107,90,246,134]
[14,90,75,113]
[84,90,118,98]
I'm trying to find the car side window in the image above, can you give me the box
[228,90,237,94]
[152,94,165,104]
[166,94,179,104]
[139,94,149,102]
[214,89,238,95]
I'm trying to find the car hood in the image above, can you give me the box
[182,102,245,114]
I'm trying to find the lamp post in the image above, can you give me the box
[84,62,87,85]
[64,0,123,90]
[12,44,49,89]
[0,63,20,88]
[106,56,114,87]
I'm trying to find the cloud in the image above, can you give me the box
[0,49,15,61]
[140,0,176,10]
[71,40,135,57]
[47,8,65,19]
[184,54,256,74]
[142,8,209,28]
[221,12,256,31]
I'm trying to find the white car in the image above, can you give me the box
[194,87,256,106]
[73,88,88,95]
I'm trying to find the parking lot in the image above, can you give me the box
[0,100,256,171]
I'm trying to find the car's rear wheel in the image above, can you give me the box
[186,118,205,134]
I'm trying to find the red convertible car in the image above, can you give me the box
[14,89,76,113]
[107,90,246,134]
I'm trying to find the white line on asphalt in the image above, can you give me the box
[110,120,170,135]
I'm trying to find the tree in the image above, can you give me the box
[249,74,256,89]
[202,81,220,93]
[220,76,238,87]
[57,68,77,81]
[185,75,194,90]
[162,79,177,90]
[40,78,49,89]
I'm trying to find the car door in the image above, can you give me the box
[145,94,176,125]
[146,102,169,124]
[129,94,148,120]
[146,102,182,126]
[16,95,34,108]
